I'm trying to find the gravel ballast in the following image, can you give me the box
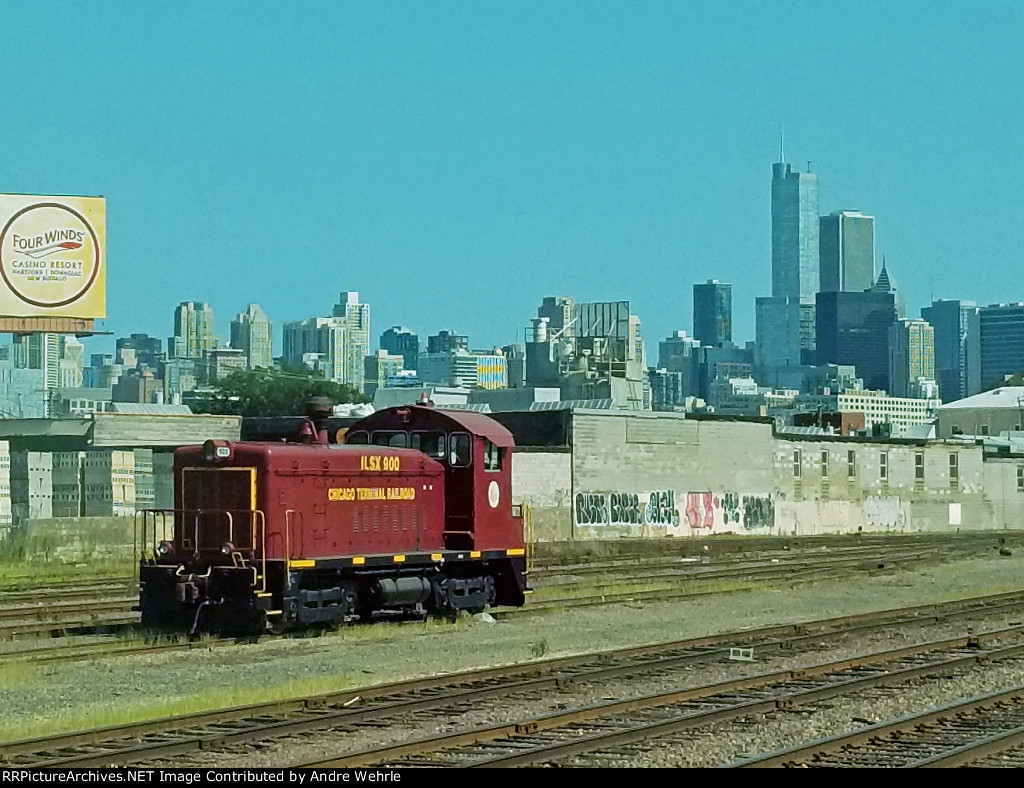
[3,552,1024,765]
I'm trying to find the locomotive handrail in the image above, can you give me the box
[135,508,267,582]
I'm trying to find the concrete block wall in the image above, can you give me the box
[570,412,778,539]
[52,451,83,518]
[14,516,136,562]
[153,452,175,510]
[0,442,10,537]
[512,449,572,541]
[11,451,52,522]
[508,409,1022,542]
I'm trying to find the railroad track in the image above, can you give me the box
[528,531,1014,571]
[4,589,1024,767]
[0,544,948,645]
[299,630,1024,768]
[0,597,138,636]
[0,580,137,607]
[733,686,1024,767]
[530,538,994,581]
[529,547,943,596]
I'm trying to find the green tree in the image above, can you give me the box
[194,367,366,417]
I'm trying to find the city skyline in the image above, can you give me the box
[1,3,1023,361]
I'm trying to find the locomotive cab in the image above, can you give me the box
[346,405,523,553]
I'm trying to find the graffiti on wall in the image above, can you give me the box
[865,495,905,529]
[685,492,716,529]
[742,495,775,530]
[720,492,743,525]
[575,489,772,531]
[575,490,679,527]
[645,490,680,527]
[610,493,644,525]
[575,493,608,526]
[686,491,775,530]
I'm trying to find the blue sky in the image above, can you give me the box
[2,1,1022,359]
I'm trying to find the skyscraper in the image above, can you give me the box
[14,333,62,416]
[170,302,217,359]
[332,292,370,392]
[692,280,732,347]
[755,297,802,372]
[771,159,819,359]
[921,299,978,402]
[888,319,935,398]
[282,316,347,382]
[116,334,162,370]
[976,303,1024,392]
[815,288,898,392]
[230,304,273,369]
[819,210,875,293]
[380,326,419,372]
[427,330,469,354]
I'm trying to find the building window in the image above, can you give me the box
[949,453,959,481]
[820,450,829,478]
[915,452,924,480]
[951,426,963,435]
[980,425,989,436]
[793,449,801,479]
[880,452,888,481]
[848,450,856,478]
[1018,466,1024,492]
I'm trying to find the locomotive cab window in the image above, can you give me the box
[411,430,446,459]
[449,432,472,467]
[484,439,502,471]
[347,431,369,445]
[371,431,408,448]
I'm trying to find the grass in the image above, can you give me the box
[0,670,373,744]
[0,616,482,743]
[0,558,135,589]
[0,616,483,744]
[0,660,39,692]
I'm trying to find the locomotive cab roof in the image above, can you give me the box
[347,405,515,448]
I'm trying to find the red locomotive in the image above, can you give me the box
[137,403,529,633]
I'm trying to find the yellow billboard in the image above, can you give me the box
[0,194,106,319]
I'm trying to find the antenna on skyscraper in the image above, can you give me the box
[806,160,812,173]
[779,131,784,163]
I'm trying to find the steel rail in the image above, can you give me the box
[297,631,1024,768]
[0,544,949,640]
[6,591,1024,766]
[732,686,1024,768]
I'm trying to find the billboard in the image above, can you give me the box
[0,194,106,319]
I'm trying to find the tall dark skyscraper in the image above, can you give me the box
[816,288,898,392]
[977,303,1024,392]
[692,279,732,347]
[921,299,978,402]
[819,210,875,293]
[770,158,819,361]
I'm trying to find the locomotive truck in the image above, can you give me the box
[136,403,529,634]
